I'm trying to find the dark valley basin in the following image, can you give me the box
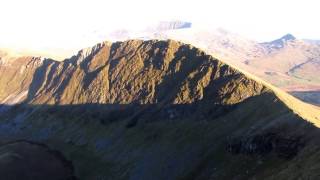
[0,140,76,180]
[0,40,319,180]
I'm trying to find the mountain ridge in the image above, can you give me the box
[1,39,320,179]
[143,28,320,106]
[1,39,319,124]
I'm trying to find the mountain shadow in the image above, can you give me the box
[0,139,76,180]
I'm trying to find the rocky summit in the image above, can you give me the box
[0,39,320,179]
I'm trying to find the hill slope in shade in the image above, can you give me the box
[0,40,320,179]
[0,140,76,180]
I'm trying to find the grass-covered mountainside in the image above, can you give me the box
[0,40,320,179]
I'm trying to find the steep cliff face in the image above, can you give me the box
[26,40,267,105]
[0,56,43,104]
[0,40,319,180]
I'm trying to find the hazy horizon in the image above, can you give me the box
[1,0,319,59]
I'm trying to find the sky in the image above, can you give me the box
[0,0,319,59]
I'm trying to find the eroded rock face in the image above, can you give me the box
[227,133,305,159]
[23,40,268,105]
[0,56,43,104]
[0,140,76,180]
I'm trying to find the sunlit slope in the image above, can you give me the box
[220,57,320,127]
[0,55,43,104]
[24,40,268,105]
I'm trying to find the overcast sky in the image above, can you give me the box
[0,0,319,57]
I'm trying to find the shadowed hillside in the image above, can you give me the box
[0,140,76,180]
[0,40,320,179]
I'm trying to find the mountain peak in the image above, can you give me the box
[261,33,296,50]
[146,21,192,32]
[280,33,296,41]
[273,33,296,44]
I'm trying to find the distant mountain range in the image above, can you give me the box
[147,21,192,31]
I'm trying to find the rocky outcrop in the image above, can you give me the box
[227,133,305,159]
